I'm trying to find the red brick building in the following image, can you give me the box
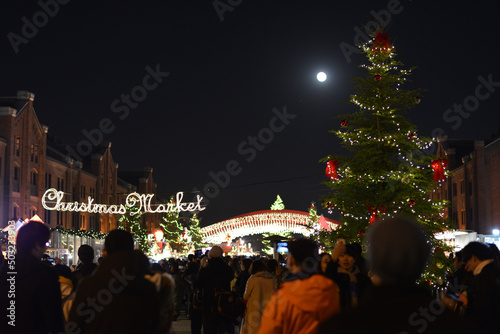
[433,136,500,234]
[0,91,159,262]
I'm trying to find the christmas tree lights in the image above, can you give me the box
[189,214,205,249]
[118,203,150,253]
[160,198,184,251]
[320,30,452,290]
[270,195,285,210]
[51,226,108,240]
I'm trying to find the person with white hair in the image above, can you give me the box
[317,217,474,334]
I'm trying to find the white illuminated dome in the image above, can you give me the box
[317,72,327,82]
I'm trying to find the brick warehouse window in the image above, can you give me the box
[15,137,20,156]
[13,166,20,192]
[44,209,51,226]
[30,171,38,196]
[31,170,38,185]
[57,177,64,191]
[30,143,34,162]
[57,211,63,226]
[44,172,52,189]
[452,183,457,197]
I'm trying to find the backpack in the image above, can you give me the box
[214,289,245,320]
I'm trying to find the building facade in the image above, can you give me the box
[0,91,159,263]
[433,136,500,234]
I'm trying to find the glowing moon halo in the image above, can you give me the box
[317,72,327,82]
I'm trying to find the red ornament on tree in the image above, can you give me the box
[366,204,387,224]
[374,74,382,81]
[372,30,392,55]
[431,158,448,181]
[325,160,340,180]
[408,199,416,206]
[341,119,348,127]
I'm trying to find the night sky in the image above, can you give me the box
[1,0,499,227]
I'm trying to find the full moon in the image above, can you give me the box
[317,72,327,82]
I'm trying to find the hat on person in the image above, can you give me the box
[208,245,223,259]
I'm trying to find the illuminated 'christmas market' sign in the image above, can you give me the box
[41,188,205,215]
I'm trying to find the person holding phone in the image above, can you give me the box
[324,241,372,310]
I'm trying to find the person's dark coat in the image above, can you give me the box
[196,257,234,314]
[317,284,474,334]
[234,269,250,297]
[0,253,65,334]
[465,261,500,333]
[325,261,372,310]
[182,260,200,285]
[71,262,97,290]
[66,250,159,334]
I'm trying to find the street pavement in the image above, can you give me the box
[171,314,241,334]
[171,314,191,334]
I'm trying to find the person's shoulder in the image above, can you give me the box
[36,262,59,279]
[356,271,372,283]
[484,261,500,274]
[324,261,340,277]
[475,261,500,283]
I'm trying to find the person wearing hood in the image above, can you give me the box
[257,238,340,334]
[241,259,277,334]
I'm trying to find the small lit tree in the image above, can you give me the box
[118,204,150,253]
[306,202,322,246]
[160,198,183,250]
[189,214,205,250]
[270,195,285,210]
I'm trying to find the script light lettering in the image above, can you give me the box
[41,188,206,214]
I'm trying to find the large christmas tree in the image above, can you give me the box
[320,30,451,289]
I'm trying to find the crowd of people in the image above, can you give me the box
[1,217,499,333]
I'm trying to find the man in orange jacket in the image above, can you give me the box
[258,238,340,334]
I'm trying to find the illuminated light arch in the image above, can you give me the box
[201,210,340,244]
